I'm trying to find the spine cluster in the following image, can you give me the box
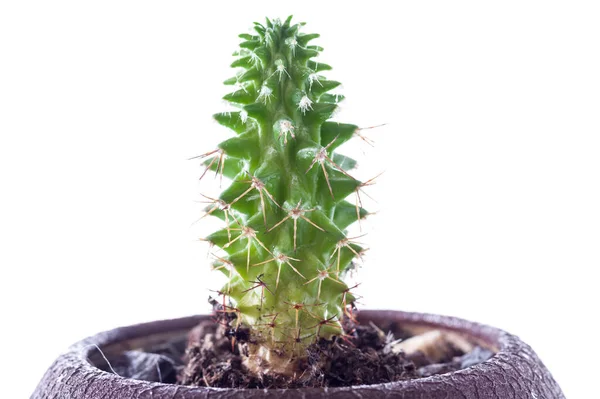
[198,16,376,373]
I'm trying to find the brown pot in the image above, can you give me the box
[32,310,564,398]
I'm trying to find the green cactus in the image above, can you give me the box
[198,16,374,375]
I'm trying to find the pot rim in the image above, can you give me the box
[57,310,524,394]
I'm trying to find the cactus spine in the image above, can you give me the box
[200,16,371,375]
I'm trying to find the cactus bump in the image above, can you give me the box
[198,16,376,375]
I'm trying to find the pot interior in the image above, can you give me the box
[86,312,499,372]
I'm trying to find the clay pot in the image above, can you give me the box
[32,310,564,398]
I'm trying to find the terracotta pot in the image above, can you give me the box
[31,310,564,398]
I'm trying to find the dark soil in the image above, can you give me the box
[178,320,418,389]
[176,317,493,389]
[98,310,493,389]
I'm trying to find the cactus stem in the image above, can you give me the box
[257,85,273,103]
[233,80,249,94]
[268,203,324,251]
[239,109,249,123]
[242,274,273,308]
[257,191,269,228]
[252,252,305,288]
[201,18,375,375]
[305,147,334,197]
[321,160,335,199]
[229,185,253,207]
[306,135,356,199]
[285,37,298,56]
[225,221,273,271]
[307,73,323,90]
[256,313,279,328]
[304,264,345,301]
[255,313,279,340]
[283,301,324,330]
[330,234,367,274]
[231,176,280,228]
[279,328,315,355]
[248,51,262,68]
[297,95,313,115]
[307,313,340,339]
[278,120,296,144]
[270,59,291,81]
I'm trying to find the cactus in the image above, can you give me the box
[198,16,376,376]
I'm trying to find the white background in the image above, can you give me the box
[1,1,598,397]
